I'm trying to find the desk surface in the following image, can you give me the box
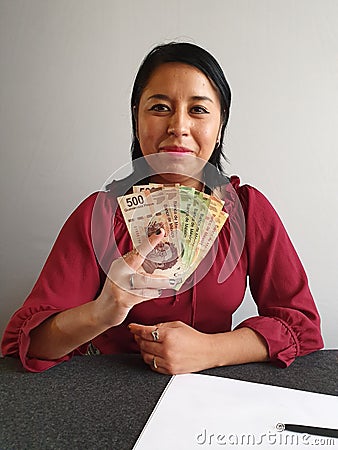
[1,350,337,450]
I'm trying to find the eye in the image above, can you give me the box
[191,105,209,114]
[149,104,170,112]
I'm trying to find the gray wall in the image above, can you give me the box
[1,0,337,350]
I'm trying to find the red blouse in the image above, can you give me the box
[1,176,323,372]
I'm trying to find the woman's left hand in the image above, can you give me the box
[128,321,214,374]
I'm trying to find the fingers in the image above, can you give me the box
[129,323,163,342]
[129,288,162,299]
[130,273,181,290]
[123,228,165,271]
[120,227,181,292]
[144,353,166,373]
[129,323,179,374]
[130,325,166,373]
[106,228,173,296]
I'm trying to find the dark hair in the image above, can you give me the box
[130,42,231,179]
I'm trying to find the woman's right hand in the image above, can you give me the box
[96,229,176,328]
[28,230,173,361]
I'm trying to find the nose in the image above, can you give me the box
[167,109,190,137]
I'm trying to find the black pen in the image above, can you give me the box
[276,423,338,438]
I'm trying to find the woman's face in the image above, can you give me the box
[136,62,222,187]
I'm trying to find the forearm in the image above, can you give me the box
[28,298,129,360]
[208,327,269,367]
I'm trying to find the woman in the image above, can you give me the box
[1,42,323,373]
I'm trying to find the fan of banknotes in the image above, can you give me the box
[117,184,228,290]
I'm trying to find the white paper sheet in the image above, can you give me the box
[133,374,338,450]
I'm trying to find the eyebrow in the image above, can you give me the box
[146,94,214,103]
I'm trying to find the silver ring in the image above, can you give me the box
[130,273,134,289]
[151,328,160,341]
[152,356,158,369]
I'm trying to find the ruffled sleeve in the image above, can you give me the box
[1,192,112,372]
[235,183,324,367]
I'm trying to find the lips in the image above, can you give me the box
[159,146,194,154]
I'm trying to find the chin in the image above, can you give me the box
[159,173,191,184]
[145,152,206,185]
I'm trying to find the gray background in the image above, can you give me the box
[1,0,337,350]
